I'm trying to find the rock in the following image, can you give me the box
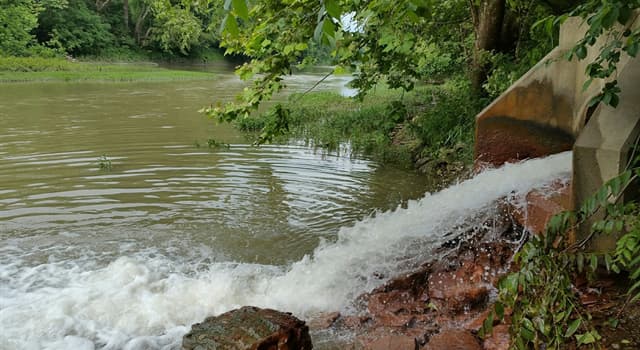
[463,309,492,332]
[182,306,313,350]
[415,156,432,169]
[308,312,340,330]
[361,335,418,350]
[425,329,482,350]
[428,263,489,312]
[483,324,510,350]
[506,179,572,235]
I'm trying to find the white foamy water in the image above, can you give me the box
[0,152,572,350]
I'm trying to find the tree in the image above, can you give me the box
[0,0,40,56]
[36,0,116,56]
[205,0,560,134]
[469,0,509,93]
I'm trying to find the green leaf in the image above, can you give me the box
[495,302,505,320]
[223,14,239,36]
[535,317,547,336]
[500,273,519,294]
[588,95,603,108]
[602,6,619,29]
[618,5,632,25]
[576,45,588,60]
[565,318,581,338]
[615,220,624,233]
[605,220,616,234]
[522,317,535,332]
[629,252,640,268]
[314,18,325,43]
[612,264,621,273]
[481,312,494,338]
[605,253,613,271]
[576,332,597,345]
[322,17,336,39]
[521,327,535,341]
[232,0,248,20]
[610,176,622,195]
[582,77,594,92]
[607,317,620,328]
[532,16,553,34]
[610,93,620,108]
[590,254,598,272]
[324,0,341,19]
[626,40,640,57]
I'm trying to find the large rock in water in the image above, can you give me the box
[182,306,313,350]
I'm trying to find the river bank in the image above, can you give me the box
[0,56,218,82]
[236,78,483,182]
[177,151,640,350]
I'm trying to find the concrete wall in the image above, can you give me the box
[475,14,640,248]
[573,53,640,251]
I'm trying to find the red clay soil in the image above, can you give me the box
[309,223,520,350]
[309,222,639,350]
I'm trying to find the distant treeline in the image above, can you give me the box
[1,0,232,60]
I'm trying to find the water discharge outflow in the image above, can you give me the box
[0,152,572,350]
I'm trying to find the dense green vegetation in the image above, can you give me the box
[0,0,227,59]
[203,0,575,168]
[237,79,481,168]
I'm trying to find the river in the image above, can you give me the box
[0,65,572,350]
[0,65,435,349]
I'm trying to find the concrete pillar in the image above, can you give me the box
[573,59,640,252]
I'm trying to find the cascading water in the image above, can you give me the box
[0,152,572,350]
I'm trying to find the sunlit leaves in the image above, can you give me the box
[568,0,640,107]
[324,0,341,19]
[232,0,248,20]
[487,162,640,349]
[223,14,239,36]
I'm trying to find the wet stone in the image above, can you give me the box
[182,306,313,350]
[425,329,482,350]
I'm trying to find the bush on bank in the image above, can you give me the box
[235,77,485,168]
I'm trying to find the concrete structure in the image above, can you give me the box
[475,14,640,249]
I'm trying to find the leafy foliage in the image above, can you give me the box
[537,1,640,108]
[205,0,577,143]
[0,0,40,56]
[37,0,116,56]
[147,0,205,54]
[408,78,482,155]
[483,149,640,349]
[235,88,413,162]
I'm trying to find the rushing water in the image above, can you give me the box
[0,66,572,350]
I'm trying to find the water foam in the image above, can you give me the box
[0,152,572,350]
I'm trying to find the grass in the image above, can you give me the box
[236,79,483,167]
[237,87,412,164]
[0,56,216,82]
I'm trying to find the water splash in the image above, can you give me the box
[0,152,572,350]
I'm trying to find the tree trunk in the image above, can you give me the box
[135,6,150,45]
[470,0,506,95]
[123,0,130,32]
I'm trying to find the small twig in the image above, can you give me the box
[616,293,635,319]
[512,230,531,262]
[431,16,472,26]
[295,70,334,100]
[625,132,640,170]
